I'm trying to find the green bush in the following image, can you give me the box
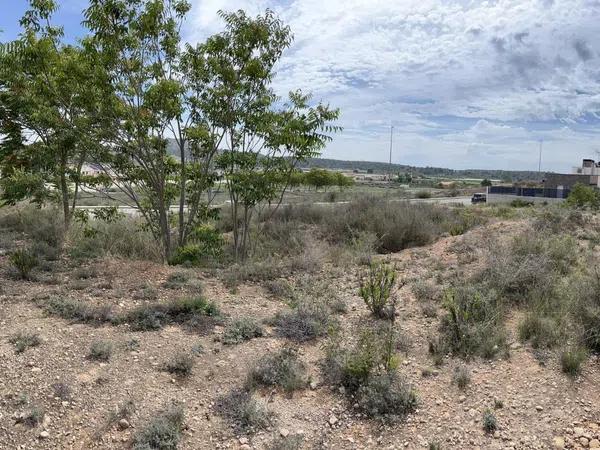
[482,409,497,433]
[566,183,600,209]
[222,318,264,345]
[359,262,397,319]
[42,297,116,325]
[415,190,432,199]
[571,272,600,353]
[9,248,38,279]
[246,347,308,393]
[169,225,224,266]
[132,402,184,450]
[437,286,506,359]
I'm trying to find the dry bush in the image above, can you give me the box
[215,389,272,433]
[222,318,264,345]
[132,402,184,450]
[246,347,308,393]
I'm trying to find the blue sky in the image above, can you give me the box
[3,0,600,172]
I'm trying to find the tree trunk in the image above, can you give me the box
[177,137,186,249]
[59,163,71,232]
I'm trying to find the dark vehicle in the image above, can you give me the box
[471,193,487,204]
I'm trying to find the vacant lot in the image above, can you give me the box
[0,201,599,450]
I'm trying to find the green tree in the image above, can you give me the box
[83,0,199,260]
[481,178,492,187]
[187,10,340,260]
[0,1,102,230]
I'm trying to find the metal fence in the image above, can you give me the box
[489,186,571,199]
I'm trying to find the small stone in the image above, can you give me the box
[535,405,543,412]
[589,439,600,448]
[279,428,289,438]
[575,427,586,437]
[239,437,249,445]
[329,415,338,426]
[552,436,564,448]
[118,419,130,430]
[580,437,590,447]
[309,381,318,390]
[459,395,466,403]
[31,367,42,373]
[39,431,49,439]
[240,445,251,450]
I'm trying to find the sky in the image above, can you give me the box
[2,0,600,172]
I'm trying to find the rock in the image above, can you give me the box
[240,445,251,450]
[309,381,318,390]
[575,427,586,437]
[535,405,544,412]
[31,367,42,373]
[39,431,49,439]
[459,395,466,403]
[117,419,130,430]
[239,437,249,445]
[279,428,289,438]
[589,439,600,448]
[580,437,589,447]
[329,415,338,426]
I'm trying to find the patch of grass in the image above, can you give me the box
[162,271,191,289]
[518,314,562,349]
[215,389,272,433]
[265,279,296,303]
[222,318,264,345]
[88,340,114,361]
[132,402,184,450]
[162,353,194,378]
[411,279,442,303]
[452,365,471,390]
[246,348,308,394]
[9,331,41,353]
[571,271,600,353]
[271,299,331,342]
[560,347,586,377]
[73,266,98,280]
[482,409,497,433]
[133,284,159,301]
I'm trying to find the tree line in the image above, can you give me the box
[0,0,340,262]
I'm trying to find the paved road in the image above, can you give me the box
[75,196,473,216]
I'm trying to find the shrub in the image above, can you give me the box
[52,382,72,400]
[453,365,471,390]
[268,435,304,450]
[411,279,442,303]
[560,347,586,376]
[566,183,600,209]
[571,271,600,353]
[162,353,194,377]
[16,407,45,428]
[482,409,498,433]
[125,296,220,332]
[323,324,399,393]
[359,262,397,319]
[265,279,296,302]
[132,402,184,450]
[510,199,533,208]
[415,190,432,199]
[88,340,114,361]
[9,331,41,353]
[222,318,264,345]
[438,286,506,359]
[169,225,224,266]
[517,314,561,349]
[246,348,307,393]
[9,248,38,279]
[355,372,417,420]
[41,297,116,325]
[162,271,190,289]
[271,299,331,342]
[215,389,272,433]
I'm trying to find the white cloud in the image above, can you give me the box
[184,0,600,171]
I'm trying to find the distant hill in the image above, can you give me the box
[297,158,547,182]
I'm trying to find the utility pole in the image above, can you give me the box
[388,125,394,182]
[538,140,543,178]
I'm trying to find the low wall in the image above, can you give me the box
[486,194,565,205]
